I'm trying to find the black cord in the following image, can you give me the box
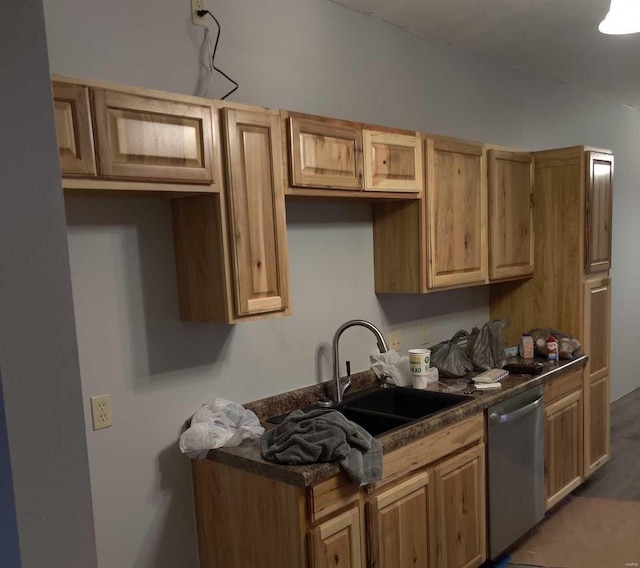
[197,9,239,100]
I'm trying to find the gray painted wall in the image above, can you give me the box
[43,0,640,566]
[0,1,97,567]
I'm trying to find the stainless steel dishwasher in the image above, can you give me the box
[487,385,545,559]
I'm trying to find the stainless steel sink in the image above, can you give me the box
[266,386,471,437]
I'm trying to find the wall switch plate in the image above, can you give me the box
[91,394,113,430]
[191,0,207,27]
[389,331,401,351]
[421,324,430,345]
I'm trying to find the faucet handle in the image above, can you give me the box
[346,360,351,378]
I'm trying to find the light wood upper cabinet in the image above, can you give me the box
[426,138,488,289]
[583,276,611,476]
[488,149,534,281]
[544,387,583,510]
[172,104,290,324]
[222,107,289,317]
[363,131,423,193]
[288,116,363,190]
[433,443,486,568]
[92,88,214,184]
[367,471,434,568]
[52,82,97,177]
[585,152,613,274]
[310,506,364,568]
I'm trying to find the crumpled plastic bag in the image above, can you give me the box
[370,351,412,386]
[179,398,264,459]
[467,320,508,370]
[431,331,474,378]
[527,328,582,359]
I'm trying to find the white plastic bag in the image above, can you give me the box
[179,398,264,459]
[370,351,413,387]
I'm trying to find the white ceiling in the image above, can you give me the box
[331,0,640,109]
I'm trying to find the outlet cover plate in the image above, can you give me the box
[192,0,206,27]
[91,394,113,430]
[389,331,401,351]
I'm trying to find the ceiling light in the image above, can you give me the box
[599,0,640,34]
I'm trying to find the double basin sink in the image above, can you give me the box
[267,385,471,437]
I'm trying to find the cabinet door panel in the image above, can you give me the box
[488,150,534,280]
[585,152,613,273]
[582,276,611,476]
[544,389,583,509]
[427,139,487,289]
[311,506,363,568]
[289,117,363,190]
[363,131,422,193]
[92,89,214,184]
[368,471,433,568]
[52,82,97,177]
[223,108,289,317]
[587,375,610,475]
[433,443,486,568]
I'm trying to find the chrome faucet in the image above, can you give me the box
[332,320,389,404]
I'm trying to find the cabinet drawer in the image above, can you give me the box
[309,473,360,524]
[544,368,583,405]
[92,89,214,184]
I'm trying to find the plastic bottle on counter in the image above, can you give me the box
[546,335,558,363]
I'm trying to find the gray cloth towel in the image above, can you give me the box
[261,408,383,486]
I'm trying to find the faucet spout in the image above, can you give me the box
[332,319,389,404]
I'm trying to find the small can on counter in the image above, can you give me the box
[546,335,558,363]
[519,334,534,359]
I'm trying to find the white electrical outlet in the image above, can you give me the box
[191,0,207,27]
[91,394,113,430]
[421,323,430,345]
[389,331,401,352]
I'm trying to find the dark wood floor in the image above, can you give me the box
[573,386,640,501]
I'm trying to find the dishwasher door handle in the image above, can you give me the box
[489,395,543,424]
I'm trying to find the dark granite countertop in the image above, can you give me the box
[204,355,588,487]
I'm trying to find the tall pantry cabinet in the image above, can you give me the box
[490,146,613,478]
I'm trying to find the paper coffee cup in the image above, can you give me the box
[409,348,431,376]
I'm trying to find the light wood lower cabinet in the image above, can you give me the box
[191,414,486,568]
[583,276,611,476]
[544,388,583,510]
[367,471,434,568]
[433,443,486,568]
[311,506,364,568]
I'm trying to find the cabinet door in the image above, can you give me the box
[585,152,613,273]
[223,108,290,317]
[367,471,434,568]
[544,389,583,509]
[363,131,423,193]
[289,116,363,190]
[426,138,488,289]
[92,89,214,184]
[488,150,534,281]
[583,276,611,476]
[52,82,97,177]
[433,443,486,568]
[310,506,364,568]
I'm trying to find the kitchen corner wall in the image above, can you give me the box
[44,0,640,566]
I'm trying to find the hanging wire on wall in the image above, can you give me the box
[195,10,239,100]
